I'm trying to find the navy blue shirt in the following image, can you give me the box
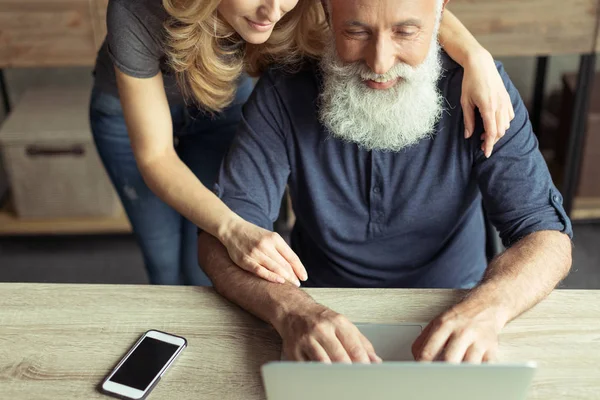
[214,54,573,289]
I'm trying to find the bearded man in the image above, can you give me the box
[197,0,573,364]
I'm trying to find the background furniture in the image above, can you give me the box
[0,0,129,234]
[0,85,121,219]
[0,0,108,71]
[0,283,598,399]
[1,0,599,234]
[450,0,600,221]
[555,73,600,220]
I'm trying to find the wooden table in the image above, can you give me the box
[0,284,599,399]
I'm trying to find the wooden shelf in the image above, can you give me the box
[544,155,600,222]
[572,197,600,221]
[0,198,131,236]
[0,193,596,237]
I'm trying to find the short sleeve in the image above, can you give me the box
[472,62,573,247]
[106,0,162,78]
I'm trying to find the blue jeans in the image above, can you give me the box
[89,78,254,285]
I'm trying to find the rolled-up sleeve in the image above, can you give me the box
[473,63,573,247]
[214,73,291,231]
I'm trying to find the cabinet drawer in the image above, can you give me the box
[0,0,99,67]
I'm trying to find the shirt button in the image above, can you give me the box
[373,187,381,194]
[553,195,560,203]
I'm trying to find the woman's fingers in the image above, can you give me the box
[262,247,300,286]
[480,109,497,158]
[462,98,476,139]
[275,236,308,281]
[241,258,286,284]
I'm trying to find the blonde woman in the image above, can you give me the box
[90,0,513,286]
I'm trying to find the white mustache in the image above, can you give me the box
[358,63,417,83]
[327,58,414,81]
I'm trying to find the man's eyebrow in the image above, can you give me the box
[344,18,423,28]
[345,20,370,28]
[393,18,422,28]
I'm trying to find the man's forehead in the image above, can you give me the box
[329,0,436,24]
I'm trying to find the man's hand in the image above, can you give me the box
[411,301,506,364]
[411,232,571,364]
[276,303,382,364]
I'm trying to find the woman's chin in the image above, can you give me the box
[237,29,273,45]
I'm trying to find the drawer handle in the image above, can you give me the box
[26,145,86,157]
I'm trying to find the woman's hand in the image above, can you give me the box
[219,217,307,286]
[461,50,515,158]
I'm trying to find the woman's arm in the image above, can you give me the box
[439,9,515,158]
[439,9,482,68]
[114,68,306,285]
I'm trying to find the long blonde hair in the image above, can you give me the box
[163,0,327,113]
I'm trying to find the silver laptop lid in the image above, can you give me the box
[262,361,537,400]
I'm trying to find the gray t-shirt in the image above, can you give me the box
[93,0,184,104]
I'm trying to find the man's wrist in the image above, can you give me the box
[269,292,321,335]
[457,282,513,332]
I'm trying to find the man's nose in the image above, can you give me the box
[366,36,396,76]
[259,0,282,22]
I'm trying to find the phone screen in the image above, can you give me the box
[109,337,180,391]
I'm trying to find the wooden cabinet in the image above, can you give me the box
[0,0,108,68]
[0,15,8,66]
[91,0,108,51]
[0,0,599,67]
[449,0,599,57]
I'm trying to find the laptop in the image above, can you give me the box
[264,323,536,400]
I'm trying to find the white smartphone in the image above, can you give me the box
[100,330,187,400]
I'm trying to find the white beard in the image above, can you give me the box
[318,38,444,152]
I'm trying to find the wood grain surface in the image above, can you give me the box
[90,0,108,52]
[1,0,600,68]
[0,284,599,399]
[0,0,98,68]
[572,197,600,220]
[447,0,600,56]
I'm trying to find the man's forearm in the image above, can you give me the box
[198,232,316,333]
[460,231,572,329]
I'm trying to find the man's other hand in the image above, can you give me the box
[411,302,504,364]
[277,304,382,364]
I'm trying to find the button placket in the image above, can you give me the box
[369,153,385,233]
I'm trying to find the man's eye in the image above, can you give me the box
[395,30,416,37]
[346,30,369,37]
